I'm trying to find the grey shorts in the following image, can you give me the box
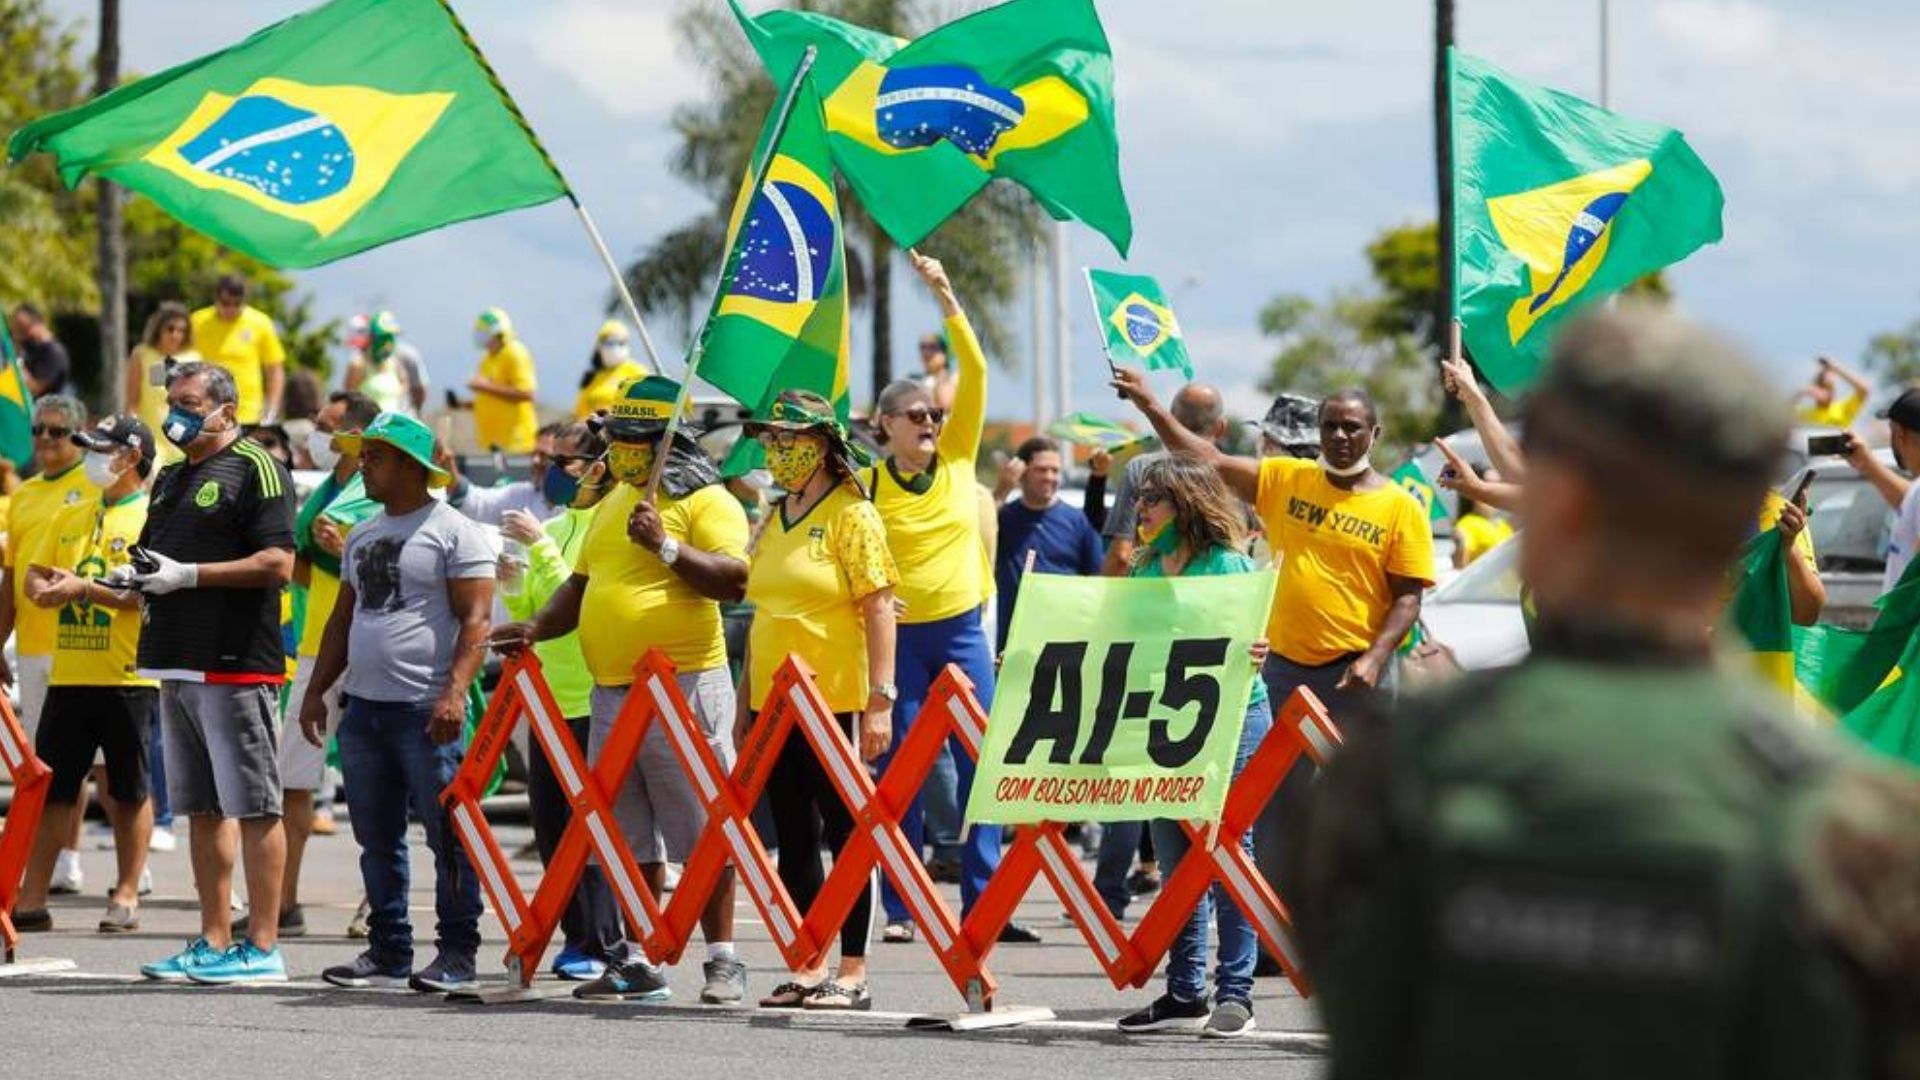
[161,681,284,819]
[590,666,736,865]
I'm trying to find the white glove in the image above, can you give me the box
[131,550,199,595]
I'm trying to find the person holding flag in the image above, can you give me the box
[865,253,1034,944]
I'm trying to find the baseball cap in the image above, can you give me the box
[334,411,450,488]
[1880,388,1920,431]
[72,415,155,477]
[603,375,682,441]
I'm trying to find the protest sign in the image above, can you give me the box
[968,569,1275,825]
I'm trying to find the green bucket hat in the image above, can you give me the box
[745,390,873,468]
[604,374,683,441]
[336,411,450,489]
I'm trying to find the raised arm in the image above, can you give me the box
[913,253,986,463]
[1110,367,1260,503]
[1441,354,1526,483]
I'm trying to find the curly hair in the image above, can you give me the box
[1129,455,1246,571]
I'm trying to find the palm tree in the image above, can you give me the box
[620,0,1044,401]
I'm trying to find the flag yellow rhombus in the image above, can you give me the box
[1488,158,1652,345]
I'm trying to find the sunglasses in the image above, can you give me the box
[889,406,946,426]
[1134,490,1169,508]
[31,424,72,439]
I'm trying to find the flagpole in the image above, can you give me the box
[1081,268,1125,398]
[433,0,675,378]
[643,45,820,503]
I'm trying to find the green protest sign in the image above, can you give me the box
[967,569,1276,825]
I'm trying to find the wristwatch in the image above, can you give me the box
[658,537,682,566]
[872,682,899,703]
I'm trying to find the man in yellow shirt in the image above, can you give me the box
[496,375,752,1005]
[468,308,538,453]
[1794,355,1871,430]
[192,275,286,425]
[10,415,155,934]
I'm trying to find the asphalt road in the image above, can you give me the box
[1,815,1328,1080]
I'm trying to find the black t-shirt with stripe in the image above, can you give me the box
[136,437,295,681]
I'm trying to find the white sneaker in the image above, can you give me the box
[50,850,84,895]
[148,828,178,854]
[138,865,154,897]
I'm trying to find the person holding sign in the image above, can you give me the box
[736,391,899,1012]
[866,254,1033,945]
[1112,456,1273,1040]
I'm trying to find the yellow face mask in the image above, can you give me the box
[608,442,656,486]
[765,439,825,491]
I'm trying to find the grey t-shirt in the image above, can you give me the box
[1103,452,1163,542]
[342,501,496,703]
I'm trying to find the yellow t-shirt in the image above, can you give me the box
[1453,512,1515,567]
[747,485,898,712]
[131,344,193,468]
[474,338,538,453]
[575,482,749,685]
[1256,457,1437,665]
[575,361,648,420]
[300,567,344,658]
[5,462,98,657]
[190,305,284,424]
[869,313,992,624]
[1757,491,1818,565]
[48,492,155,688]
[1797,395,1864,430]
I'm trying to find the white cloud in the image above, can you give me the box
[527,0,702,119]
[1651,1,1782,63]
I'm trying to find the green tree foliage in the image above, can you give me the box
[1258,287,1440,452]
[1865,312,1920,388]
[624,0,1044,401]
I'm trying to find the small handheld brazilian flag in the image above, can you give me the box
[1389,458,1449,524]
[0,319,33,467]
[1085,269,1191,379]
[7,0,569,269]
[1451,48,1723,393]
[1046,412,1154,460]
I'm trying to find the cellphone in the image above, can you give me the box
[1807,433,1852,457]
[1790,471,1815,506]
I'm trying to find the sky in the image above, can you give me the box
[38,0,1920,425]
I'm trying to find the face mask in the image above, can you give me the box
[163,405,216,448]
[608,442,656,486]
[597,343,630,368]
[572,459,613,510]
[765,441,824,491]
[84,450,124,489]
[541,463,583,509]
[308,430,341,471]
[1319,454,1371,478]
[473,328,495,350]
[1136,516,1182,557]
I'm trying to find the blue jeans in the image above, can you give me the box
[924,743,963,862]
[879,608,1002,921]
[337,696,483,964]
[1152,696,1272,1006]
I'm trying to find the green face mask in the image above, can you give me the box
[1137,516,1182,557]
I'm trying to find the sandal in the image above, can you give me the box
[801,980,871,1011]
[759,980,820,1009]
[881,921,915,944]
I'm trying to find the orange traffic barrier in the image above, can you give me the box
[0,695,53,962]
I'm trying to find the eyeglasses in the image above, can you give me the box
[1133,490,1169,508]
[31,424,71,439]
[889,405,946,426]
[755,429,810,449]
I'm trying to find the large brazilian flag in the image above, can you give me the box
[1451,48,1724,393]
[1729,528,1795,696]
[0,320,33,467]
[729,0,1131,255]
[8,0,569,268]
[697,78,851,471]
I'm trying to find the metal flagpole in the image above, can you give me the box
[1080,268,1124,389]
[643,45,819,502]
[1051,221,1072,423]
[1599,0,1612,107]
[1031,237,1050,428]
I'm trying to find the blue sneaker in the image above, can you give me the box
[551,946,607,982]
[185,939,289,985]
[408,951,477,994]
[140,937,221,982]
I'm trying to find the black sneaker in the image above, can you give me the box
[1201,999,1256,1039]
[997,921,1043,944]
[408,951,477,993]
[572,959,671,1002]
[699,956,747,1004]
[11,908,52,933]
[231,905,307,939]
[322,950,412,989]
[1125,869,1162,896]
[1117,993,1211,1033]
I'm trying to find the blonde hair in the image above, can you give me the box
[1129,455,1247,571]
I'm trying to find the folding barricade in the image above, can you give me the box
[0,692,70,974]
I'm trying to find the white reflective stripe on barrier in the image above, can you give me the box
[1038,837,1119,966]
[0,722,20,773]
[649,675,719,805]
[873,824,952,953]
[518,670,584,800]
[1209,843,1299,973]
[943,694,982,758]
[1297,713,1336,764]
[586,810,654,938]
[454,802,520,932]
[791,686,867,813]
[724,817,794,947]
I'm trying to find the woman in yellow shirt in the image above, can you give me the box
[123,304,197,468]
[738,390,898,1012]
[574,320,649,420]
[864,253,1023,943]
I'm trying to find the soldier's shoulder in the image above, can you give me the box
[1789,752,1920,985]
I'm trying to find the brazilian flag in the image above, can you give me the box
[1086,270,1190,378]
[7,0,568,269]
[1728,528,1795,696]
[0,320,32,467]
[1389,458,1448,525]
[1451,48,1724,393]
[1045,411,1153,459]
[729,0,1131,254]
[696,78,851,472]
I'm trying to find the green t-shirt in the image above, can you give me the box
[1133,543,1268,707]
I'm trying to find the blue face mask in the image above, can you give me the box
[540,462,582,509]
[163,405,211,448]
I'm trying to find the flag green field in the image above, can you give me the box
[0,320,33,466]
[1451,48,1723,393]
[1390,458,1449,524]
[1086,269,1190,378]
[729,0,1130,253]
[7,0,568,268]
